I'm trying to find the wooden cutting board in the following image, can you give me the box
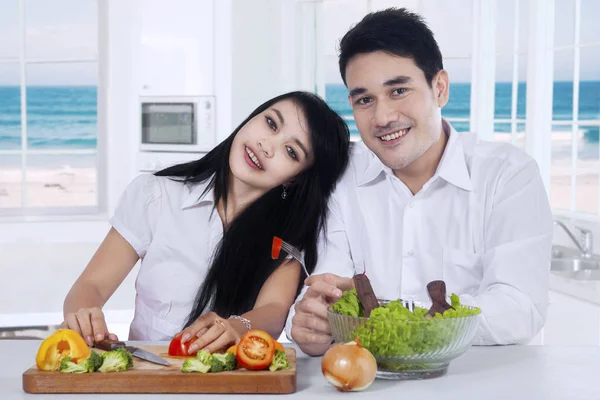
[22,345,296,394]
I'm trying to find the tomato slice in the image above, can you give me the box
[236,330,276,370]
[271,237,283,259]
[168,334,197,357]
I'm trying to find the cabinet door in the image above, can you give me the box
[541,291,600,345]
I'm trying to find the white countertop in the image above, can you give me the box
[2,340,599,400]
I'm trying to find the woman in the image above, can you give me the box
[62,91,350,354]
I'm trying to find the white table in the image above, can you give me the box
[2,340,597,400]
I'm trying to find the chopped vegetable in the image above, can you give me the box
[274,341,285,352]
[182,357,211,373]
[268,350,289,371]
[59,350,103,374]
[35,329,91,371]
[271,236,283,259]
[236,330,275,370]
[211,352,237,372]
[226,344,237,354]
[331,288,364,317]
[181,349,213,373]
[331,289,481,358]
[168,334,196,356]
[181,349,236,373]
[98,347,134,373]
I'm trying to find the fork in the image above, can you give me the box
[272,236,310,278]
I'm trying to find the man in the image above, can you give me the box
[286,8,553,357]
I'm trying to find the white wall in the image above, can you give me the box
[231,0,288,125]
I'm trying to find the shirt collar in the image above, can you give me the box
[354,119,473,192]
[353,142,390,186]
[436,119,474,192]
[180,178,216,209]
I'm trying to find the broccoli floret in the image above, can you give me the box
[59,351,104,374]
[195,349,212,364]
[269,350,289,371]
[182,357,211,373]
[182,350,214,373]
[212,352,237,372]
[83,351,103,372]
[98,347,134,372]
[59,356,88,374]
[210,357,226,373]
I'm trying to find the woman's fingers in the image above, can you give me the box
[63,313,83,337]
[63,308,113,346]
[90,308,110,342]
[181,312,219,344]
[202,329,235,354]
[75,309,95,345]
[188,321,227,354]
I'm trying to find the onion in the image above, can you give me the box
[321,340,377,392]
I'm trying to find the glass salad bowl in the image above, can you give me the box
[327,299,481,380]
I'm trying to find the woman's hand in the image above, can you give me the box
[61,307,119,346]
[180,312,244,354]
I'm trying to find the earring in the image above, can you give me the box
[281,185,288,200]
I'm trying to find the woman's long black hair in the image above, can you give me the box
[154,91,350,326]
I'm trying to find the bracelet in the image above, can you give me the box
[228,315,252,331]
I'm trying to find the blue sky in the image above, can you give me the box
[0,0,598,85]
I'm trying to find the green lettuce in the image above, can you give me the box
[331,288,364,317]
[332,290,480,361]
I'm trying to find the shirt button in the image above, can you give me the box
[406,250,414,257]
[407,201,414,208]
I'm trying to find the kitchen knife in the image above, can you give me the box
[95,339,171,366]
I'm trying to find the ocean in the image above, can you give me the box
[0,82,598,156]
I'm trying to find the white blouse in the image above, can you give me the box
[110,174,224,340]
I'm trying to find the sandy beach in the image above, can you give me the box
[0,166,97,208]
[0,133,598,213]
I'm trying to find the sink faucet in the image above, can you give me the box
[554,220,594,258]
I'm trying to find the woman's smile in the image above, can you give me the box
[244,146,263,170]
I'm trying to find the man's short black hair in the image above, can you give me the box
[338,7,443,87]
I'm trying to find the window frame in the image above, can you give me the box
[550,0,600,214]
[0,0,106,218]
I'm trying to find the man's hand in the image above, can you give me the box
[291,273,354,356]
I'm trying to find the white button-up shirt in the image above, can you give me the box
[110,174,223,341]
[286,120,553,345]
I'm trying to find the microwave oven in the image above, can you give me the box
[139,95,216,152]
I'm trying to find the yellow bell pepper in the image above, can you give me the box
[35,329,91,371]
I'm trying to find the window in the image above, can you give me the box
[0,0,100,216]
[494,0,528,149]
[550,0,600,215]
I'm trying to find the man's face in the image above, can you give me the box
[345,51,449,171]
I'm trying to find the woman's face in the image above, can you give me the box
[229,99,314,193]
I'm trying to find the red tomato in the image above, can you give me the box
[168,334,197,357]
[271,237,283,259]
[236,330,276,370]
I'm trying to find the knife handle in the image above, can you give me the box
[95,338,126,351]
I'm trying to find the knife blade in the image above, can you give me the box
[94,339,171,366]
[126,346,171,366]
